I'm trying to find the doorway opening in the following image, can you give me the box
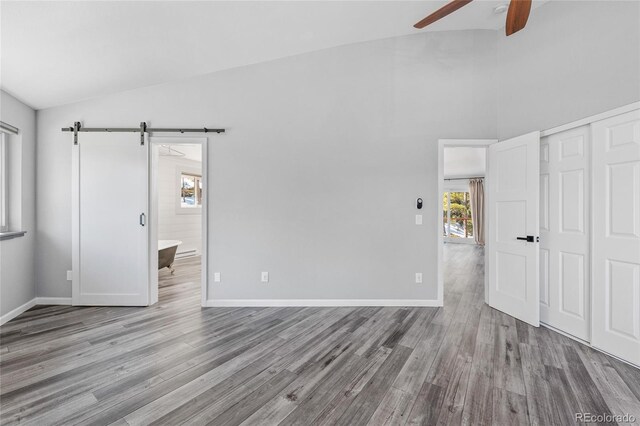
[437,139,494,304]
[150,137,208,306]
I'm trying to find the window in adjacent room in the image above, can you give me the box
[0,131,7,232]
[180,172,202,208]
[442,191,474,239]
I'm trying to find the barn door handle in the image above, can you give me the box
[139,213,146,226]
[516,235,534,242]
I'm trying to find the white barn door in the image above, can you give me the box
[487,131,540,326]
[72,132,149,306]
[591,110,640,366]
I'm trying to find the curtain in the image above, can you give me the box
[469,178,485,245]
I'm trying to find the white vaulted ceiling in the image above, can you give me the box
[1,0,550,109]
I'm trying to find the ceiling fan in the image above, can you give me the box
[414,0,532,36]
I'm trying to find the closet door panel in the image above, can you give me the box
[539,125,590,341]
[606,260,639,339]
[559,252,585,319]
[540,141,551,311]
[540,248,550,308]
[592,110,640,366]
[559,169,584,233]
[540,173,550,232]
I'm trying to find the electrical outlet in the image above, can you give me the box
[67,270,73,281]
[415,214,423,225]
[214,272,221,283]
[415,273,423,284]
[261,272,269,283]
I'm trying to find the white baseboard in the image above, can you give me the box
[35,297,72,305]
[175,250,199,259]
[1,297,73,326]
[203,299,442,308]
[0,298,37,326]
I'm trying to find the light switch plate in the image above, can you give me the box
[261,272,269,283]
[415,273,423,284]
[67,270,73,281]
[214,272,221,282]
[415,214,423,225]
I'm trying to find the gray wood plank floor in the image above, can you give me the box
[1,245,639,425]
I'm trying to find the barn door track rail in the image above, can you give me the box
[62,122,225,145]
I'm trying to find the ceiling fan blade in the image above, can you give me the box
[505,0,532,36]
[413,0,473,29]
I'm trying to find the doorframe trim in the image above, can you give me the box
[71,136,79,304]
[149,136,208,307]
[437,139,497,305]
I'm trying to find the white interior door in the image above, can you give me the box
[487,131,540,326]
[591,110,640,366]
[72,132,149,306]
[539,126,590,340]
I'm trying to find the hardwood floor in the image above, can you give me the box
[1,246,639,425]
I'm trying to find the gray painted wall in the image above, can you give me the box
[0,91,37,317]
[496,0,640,139]
[31,0,640,304]
[36,30,497,302]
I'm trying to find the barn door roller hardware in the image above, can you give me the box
[62,122,226,145]
[139,122,146,145]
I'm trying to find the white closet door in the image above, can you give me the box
[592,110,640,366]
[539,126,590,340]
[487,131,540,326]
[72,132,149,306]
